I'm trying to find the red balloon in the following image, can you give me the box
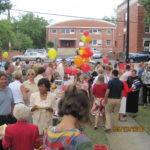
[72,69,79,76]
[81,52,89,58]
[84,30,89,36]
[81,63,91,73]
[65,68,72,74]
[85,46,90,52]
[87,50,93,57]
[103,57,109,64]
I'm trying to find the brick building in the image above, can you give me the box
[116,0,150,53]
[46,19,116,56]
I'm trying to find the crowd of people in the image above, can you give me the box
[0,58,149,150]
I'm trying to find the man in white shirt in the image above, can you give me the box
[57,59,66,80]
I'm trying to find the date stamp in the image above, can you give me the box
[113,126,150,132]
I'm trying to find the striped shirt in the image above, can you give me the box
[44,127,92,150]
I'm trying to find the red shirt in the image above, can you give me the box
[92,83,107,98]
[2,121,41,150]
[122,81,133,97]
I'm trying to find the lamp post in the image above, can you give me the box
[126,0,130,63]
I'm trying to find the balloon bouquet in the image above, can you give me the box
[74,30,93,74]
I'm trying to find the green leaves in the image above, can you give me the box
[0,0,12,14]
[12,13,49,48]
[139,0,150,24]
[0,12,49,50]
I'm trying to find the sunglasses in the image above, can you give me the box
[28,73,34,76]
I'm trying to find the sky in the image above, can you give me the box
[2,0,124,24]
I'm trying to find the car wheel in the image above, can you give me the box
[36,58,41,63]
[15,58,21,62]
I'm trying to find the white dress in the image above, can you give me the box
[29,91,56,135]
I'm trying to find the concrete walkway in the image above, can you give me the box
[106,117,150,150]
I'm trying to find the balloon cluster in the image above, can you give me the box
[74,31,93,73]
[81,31,91,43]
[65,68,79,76]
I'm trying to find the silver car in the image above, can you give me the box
[12,51,48,62]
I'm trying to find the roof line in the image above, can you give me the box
[46,19,115,28]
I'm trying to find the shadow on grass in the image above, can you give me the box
[134,106,150,135]
[83,117,111,149]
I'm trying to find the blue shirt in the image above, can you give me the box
[0,87,14,115]
[108,78,124,99]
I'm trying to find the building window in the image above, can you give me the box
[61,29,65,34]
[92,40,97,45]
[70,29,75,34]
[51,29,56,34]
[89,29,102,35]
[144,41,150,51]
[106,40,111,46]
[145,25,150,33]
[89,29,92,34]
[80,29,84,34]
[97,40,102,46]
[106,29,112,34]
[91,39,102,46]
[61,29,75,34]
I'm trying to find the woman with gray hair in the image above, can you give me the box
[2,103,41,150]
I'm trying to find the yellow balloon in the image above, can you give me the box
[81,36,87,42]
[79,49,83,55]
[2,52,9,59]
[48,49,57,60]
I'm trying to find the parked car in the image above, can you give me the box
[12,51,48,62]
[0,61,6,71]
[92,51,103,59]
[129,51,150,62]
[25,49,47,54]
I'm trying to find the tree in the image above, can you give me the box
[0,19,14,49]
[12,13,49,48]
[12,32,33,50]
[102,16,117,24]
[139,0,150,24]
[0,0,12,14]
[46,41,54,48]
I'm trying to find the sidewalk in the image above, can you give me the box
[106,117,150,150]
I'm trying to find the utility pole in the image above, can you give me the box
[7,8,11,51]
[126,0,130,63]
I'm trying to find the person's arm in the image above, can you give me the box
[104,89,110,104]
[20,85,29,101]
[34,126,42,149]
[29,93,38,112]
[76,135,92,150]
[92,84,96,96]
[124,82,134,93]
[2,127,12,149]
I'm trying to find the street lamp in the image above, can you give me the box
[126,0,130,63]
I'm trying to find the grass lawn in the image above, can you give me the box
[83,117,111,149]
[134,105,150,135]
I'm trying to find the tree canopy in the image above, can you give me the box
[140,0,150,24]
[12,13,49,49]
[0,0,12,14]
[0,19,13,49]
[102,16,117,24]
[0,12,49,50]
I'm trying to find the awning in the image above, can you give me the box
[58,38,77,40]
